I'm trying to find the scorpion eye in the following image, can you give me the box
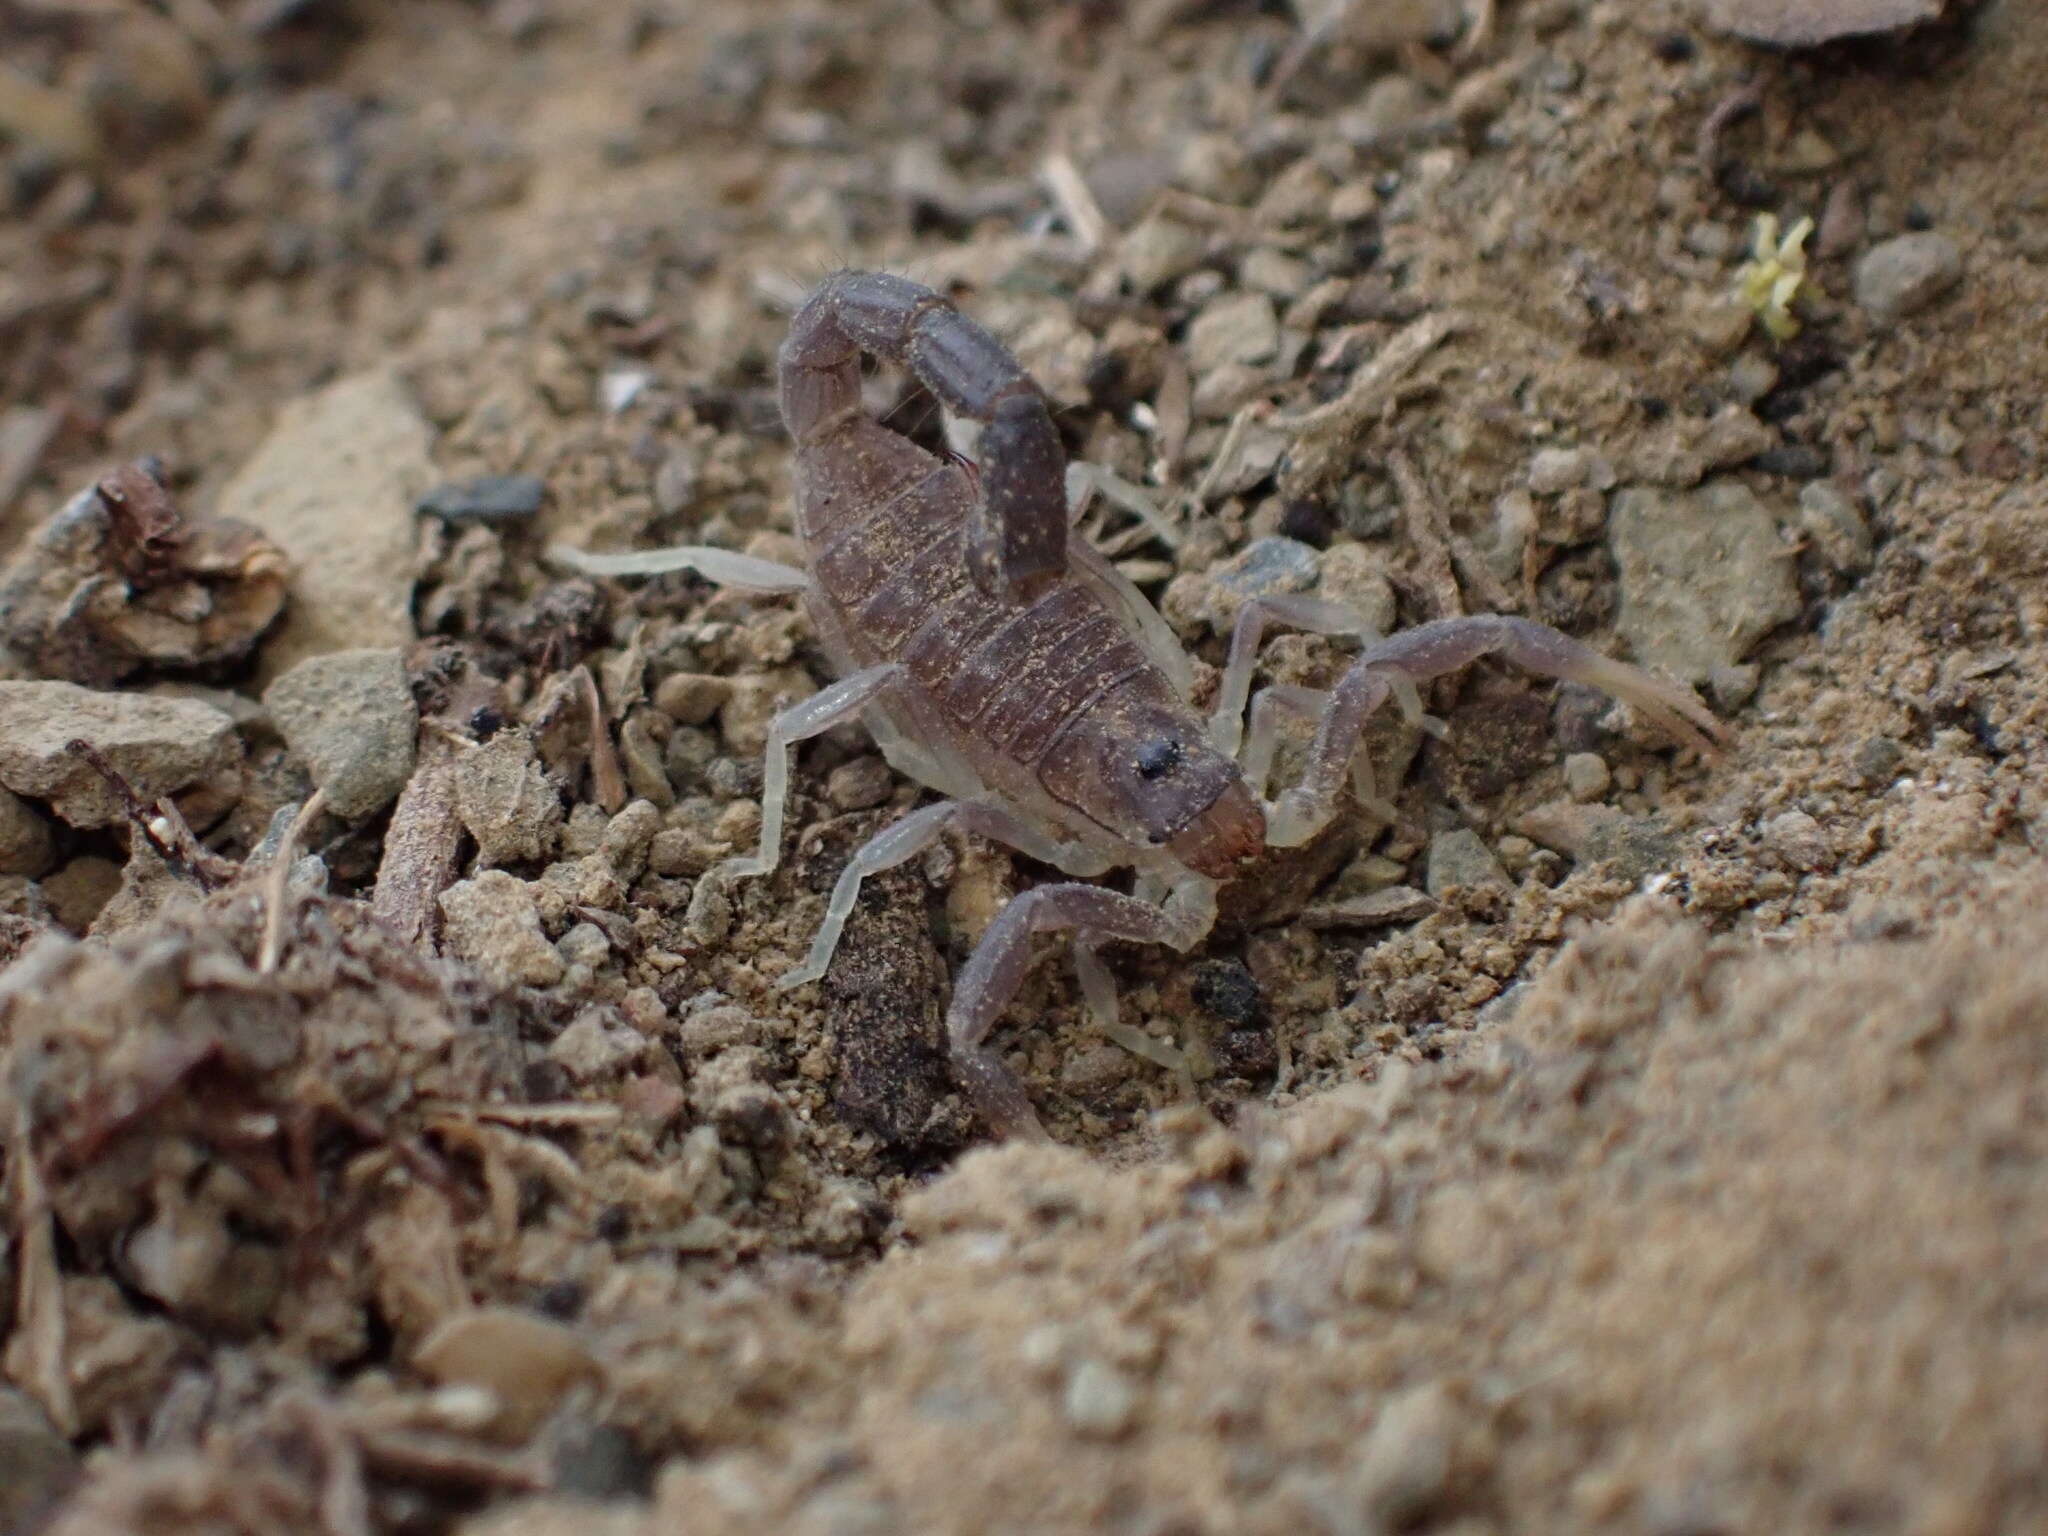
[1135,737,1183,781]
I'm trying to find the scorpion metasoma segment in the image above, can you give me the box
[560,270,1731,1141]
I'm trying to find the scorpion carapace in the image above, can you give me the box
[556,269,1731,1141]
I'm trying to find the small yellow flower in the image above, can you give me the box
[1734,213,1815,342]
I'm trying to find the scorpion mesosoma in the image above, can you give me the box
[562,270,1730,1141]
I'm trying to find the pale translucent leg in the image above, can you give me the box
[1071,939,1196,1091]
[1239,682,1328,800]
[778,797,1116,990]
[951,875,1218,1140]
[547,544,812,591]
[1265,615,1731,848]
[717,664,900,879]
[1242,682,1398,822]
[1210,592,1395,756]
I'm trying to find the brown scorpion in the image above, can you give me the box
[560,271,1728,1140]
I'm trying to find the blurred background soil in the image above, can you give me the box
[0,1,2043,1532]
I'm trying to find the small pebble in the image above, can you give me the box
[1527,446,1593,496]
[654,672,732,725]
[825,755,894,812]
[1356,1382,1458,1527]
[1425,829,1509,896]
[0,787,53,877]
[1697,404,1775,470]
[1762,809,1832,872]
[1854,735,1905,788]
[1300,886,1437,930]
[1562,752,1611,803]
[1854,231,1962,322]
[416,474,546,521]
[1062,1359,1141,1439]
[1799,482,1872,572]
[413,1307,601,1441]
[1185,291,1280,375]
[440,870,565,988]
[263,649,418,821]
[1726,353,1779,405]
[1709,664,1761,711]
[1190,957,1263,1027]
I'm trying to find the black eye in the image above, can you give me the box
[1135,737,1182,780]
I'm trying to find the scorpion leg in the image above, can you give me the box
[950,876,1218,1140]
[779,798,1116,991]
[1265,615,1730,848]
[784,270,1068,604]
[548,544,811,590]
[715,664,901,879]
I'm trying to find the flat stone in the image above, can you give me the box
[0,681,240,828]
[1854,231,1962,322]
[1517,800,1676,881]
[0,786,53,876]
[439,870,564,988]
[1300,886,1438,930]
[1608,479,1800,682]
[1185,291,1279,375]
[263,648,418,820]
[416,473,546,521]
[0,1388,79,1532]
[217,368,431,682]
[1425,829,1509,896]
[1562,752,1611,803]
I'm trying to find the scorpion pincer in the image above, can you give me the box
[559,270,1730,1141]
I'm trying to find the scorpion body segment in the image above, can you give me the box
[557,271,1731,1140]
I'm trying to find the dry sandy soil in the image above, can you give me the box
[0,1,2044,1532]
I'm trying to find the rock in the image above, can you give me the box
[1562,752,1611,803]
[416,474,546,521]
[1211,535,1322,610]
[1697,404,1776,470]
[1527,446,1593,496]
[413,1307,601,1442]
[42,853,122,931]
[0,787,54,877]
[1344,74,1436,145]
[1709,663,1761,711]
[0,1388,79,1533]
[453,730,563,867]
[1185,292,1279,375]
[1700,0,1941,47]
[1799,482,1873,572]
[0,681,240,827]
[263,649,418,820]
[1517,801,1677,881]
[1062,1359,1141,1439]
[1854,231,1962,321]
[1356,1381,1459,1527]
[654,671,732,726]
[825,755,894,811]
[1762,809,1833,872]
[1425,829,1509,896]
[1316,542,1398,634]
[1190,957,1263,1026]
[1116,211,1208,294]
[439,871,564,988]
[1300,886,1437,930]
[1854,734,1905,788]
[1608,480,1801,681]
[548,1008,646,1082]
[216,368,431,681]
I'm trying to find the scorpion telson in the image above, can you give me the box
[556,270,1732,1141]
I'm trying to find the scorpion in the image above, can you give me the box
[561,270,1729,1141]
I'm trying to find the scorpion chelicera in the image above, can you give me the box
[560,271,1729,1140]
